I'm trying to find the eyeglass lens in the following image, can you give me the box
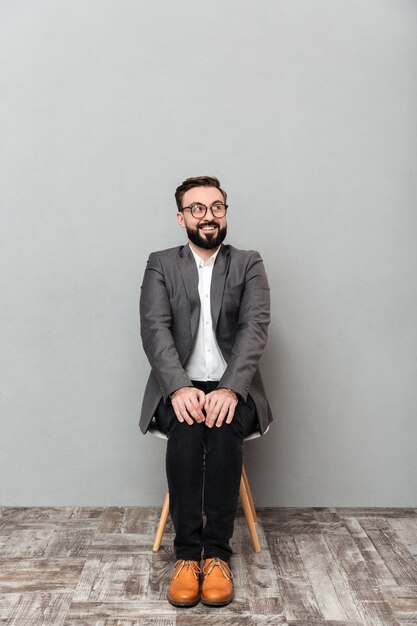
[190,203,227,218]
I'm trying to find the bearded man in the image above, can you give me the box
[139,175,272,607]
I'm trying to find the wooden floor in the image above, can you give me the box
[0,507,417,625]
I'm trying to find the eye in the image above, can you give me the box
[190,204,205,217]
[210,203,226,216]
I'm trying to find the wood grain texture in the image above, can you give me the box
[269,534,322,621]
[294,534,361,622]
[0,507,417,625]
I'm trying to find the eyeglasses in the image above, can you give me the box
[180,202,228,219]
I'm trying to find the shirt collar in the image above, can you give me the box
[188,243,222,268]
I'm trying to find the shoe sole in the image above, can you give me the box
[167,594,201,608]
[201,594,234,607]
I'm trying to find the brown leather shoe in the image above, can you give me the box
[201,557,233,606]
[167,559,201,607]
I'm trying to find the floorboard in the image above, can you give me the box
[0,507,416,625]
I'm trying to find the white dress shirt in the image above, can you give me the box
[185,244,227,381]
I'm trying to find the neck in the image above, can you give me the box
[188,241,220,262]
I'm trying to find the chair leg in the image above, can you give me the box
[242,464,258,523]
[153,471,261,553]
[239,473,261,553]
[153,491,170,552]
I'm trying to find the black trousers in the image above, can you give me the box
[155,380,258,562]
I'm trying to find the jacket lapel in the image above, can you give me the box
[211,245,230,330]
[178,245,200,339]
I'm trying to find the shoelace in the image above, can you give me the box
[172,559,202,581]
[203,557,233,580]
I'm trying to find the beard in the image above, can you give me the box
[186,222,227,250]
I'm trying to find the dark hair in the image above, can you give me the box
[175,175,227,211]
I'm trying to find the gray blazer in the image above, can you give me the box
[139,243,273,435]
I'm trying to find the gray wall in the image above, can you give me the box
[1,0,416,506]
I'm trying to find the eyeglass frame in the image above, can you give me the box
[179,202,228,219]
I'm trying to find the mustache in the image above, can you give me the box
[198,222,219,229]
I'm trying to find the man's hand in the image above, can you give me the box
[204,388,238,428]
[170,387,206,425]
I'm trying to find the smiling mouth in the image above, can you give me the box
[199,224,219,234]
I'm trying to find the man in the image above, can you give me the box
[139,175,272,607]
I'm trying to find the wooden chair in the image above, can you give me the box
[148,420,266,553]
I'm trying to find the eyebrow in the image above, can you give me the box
[188,201,224,206]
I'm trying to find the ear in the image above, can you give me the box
[177,212,186,229]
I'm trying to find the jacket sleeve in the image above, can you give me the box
[140,252,193,401]
[218,251,270,401]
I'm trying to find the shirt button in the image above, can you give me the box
[205,293,209,298]
[206,321,209,325]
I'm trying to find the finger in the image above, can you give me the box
[173,398,194,426]
[203,395,214,425]
[191,392,206,419]
[215,402,230,428]
[172,404,184,423]
[225,400,237,424]
[186,396,205,422]
[173,391,203,424]
[205,399,221,428]
[204,392,214,414]
[197,389,206,409]
[171,401,185,423]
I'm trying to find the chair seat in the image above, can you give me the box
[148,418,268,441]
